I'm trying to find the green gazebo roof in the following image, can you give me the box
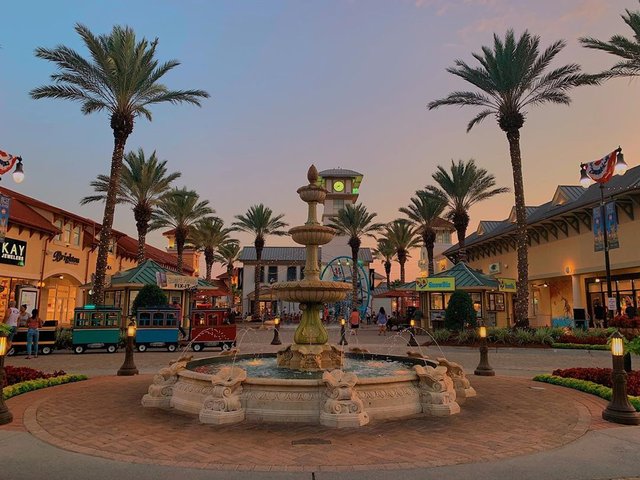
[402,262,499,291]
[108,259,216,289]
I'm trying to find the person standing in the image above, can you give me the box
[349,307,360,336]
[593,299,605,329]
[25,308,43,359]
[18,304,30,327]
[376,307,388,336]
[3,300,20,343]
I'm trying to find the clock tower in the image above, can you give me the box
[318,168,363,225]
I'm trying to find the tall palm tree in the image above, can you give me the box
[215,239,241,307]
[189,217,233,281]
[428,29,596,326]
[373,238,395,290]
[232,204,288,319]
[425,159,508,263]
[328,203,384,308]
[150,188,214,274]
[383,220,420,284]
[581,3,640,78]
[80,148,181,264]
[31,24,209,305]
[399,190,448,276]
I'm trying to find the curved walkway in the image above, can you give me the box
[4,373,614,472]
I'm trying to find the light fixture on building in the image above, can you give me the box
[543,282,549,288]
[595,278,601,283]
[58,275,64,280]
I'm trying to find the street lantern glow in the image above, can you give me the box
[615,150,628,175]
[579,165,591,187]
[410,319,415,328]
[274,317,280,326]
[127,320,137,338]
[0,336,7,356]
[340,318,345,326]
[479,325,487,338]
[12,158,25,183]
[610,331,624,356]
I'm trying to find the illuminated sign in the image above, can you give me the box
[498,278,517,293]
[0,237,26,266]
[416,276,455,291]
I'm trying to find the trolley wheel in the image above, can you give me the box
[106,345,117,354]
[41,346,53,355]
[137,344,147,353]
[192,343,203,352]
[221,342,231,351]
[167,344,177,353]
[7,347,15,357]
[74,345,85,354]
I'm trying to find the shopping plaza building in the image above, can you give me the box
[0,185,191,325]
[443,165,640,326]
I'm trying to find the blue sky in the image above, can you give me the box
[0,0,636,279]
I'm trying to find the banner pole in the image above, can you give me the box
[601,184,614,324]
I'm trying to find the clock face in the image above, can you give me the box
[333,181,345,192]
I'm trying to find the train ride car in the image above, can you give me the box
[188,308,236,352]
[135,307,180,352]
[72,306,122,354]
[7,320,58,356]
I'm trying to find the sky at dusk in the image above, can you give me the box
[1,0,638,281]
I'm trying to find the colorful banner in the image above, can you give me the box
[593,206,604,252]
[583,150,617,184]
[0,150,19,176]
[0,194,10,243]
[497,278,517,293]
[416,276,455,291]
[605,202,619,250]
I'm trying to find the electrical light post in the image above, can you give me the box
[602,332,640,425]
[117,320,138,376]
[474,324,495,376]
[0,335,13,425]
[271,317,282,345]
[407,319,419,346]
[0,153,25,183]
[339,318,348,346]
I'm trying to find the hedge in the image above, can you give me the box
[551,343,610,351]
[3,374,88,400]
[533,374,640,412]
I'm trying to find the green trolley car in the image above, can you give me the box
[72,306,122,354]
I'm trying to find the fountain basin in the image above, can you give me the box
[289,225,336,246]
[271,280,351,303]
[166,353,439,424]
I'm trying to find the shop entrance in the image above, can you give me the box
[43,275,81,325]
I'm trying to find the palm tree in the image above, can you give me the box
[373,238,395,290]
[232,204,288,319]
[383,220,420,284]
[190,217,233,281]
[80,148,181,264]
[328,203,384,308]
[400,190,448,276]
[581,3,640,78]
[216,239,241,307]
[150,188,214,274]
[425,159,508,263]
[428,29,596,326]
[31,24,209,305]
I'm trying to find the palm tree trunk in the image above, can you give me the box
[427,245,435,275]
[423,229,436,276]
[456,227,466,263]
[507,129,529,327]
[254,247,263,321]
[92,132,129,305]
[227,264,234,308]
[176,232,185,274]
[399,256,406,315]
[134,205,151,265]
[384,261,391,290]
[351,247,359,309]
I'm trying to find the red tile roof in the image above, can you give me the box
[0,188,59,235]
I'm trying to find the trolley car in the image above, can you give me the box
[135,307,180,352]
[7,320,58,356]
[188,308,236,352]
[72,306,121,354]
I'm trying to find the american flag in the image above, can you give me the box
[584,150,617,184]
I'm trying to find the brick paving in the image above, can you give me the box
[1,373,616,472]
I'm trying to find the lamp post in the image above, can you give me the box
[117,320,138,376]
[602,331,640,425]
[474,324,495,376]
[339,318,348,346]
[271,317,282,345]
[0,335,13,425]
[407,319,419,346]
[0,154,25,184]
[580,147,628,326]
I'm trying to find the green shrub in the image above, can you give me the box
[487,327,510,344]
[3,374,88,400]
[430,328,452,343]
[0,324,12,336]
[131,284,168,314]
[533,374,640,412]
[551,343,610,350]
[533,327,558,345]
[513,328,534,345]
[55,328,73,350]
[445,290,477,330]
[456,328,478,345]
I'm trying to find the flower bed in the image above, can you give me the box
[552,367,640,396]
[533,374,640,412]
[3,374,88,400]
[3,366,67,388]
[557,334,608,345]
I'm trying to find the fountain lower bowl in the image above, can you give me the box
[271,280,351,303]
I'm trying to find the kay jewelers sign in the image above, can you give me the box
[0,237,27,266]
[415,277,456,291]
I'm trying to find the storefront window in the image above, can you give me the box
[72,225,81,246]
[45,282,77,325]
[54,219,63,241]
[287,266,297,281]
[268,266,278,283]
[63,222,72,244]
[487,293,505,311]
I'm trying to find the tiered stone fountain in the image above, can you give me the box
[271,165,351,371]
[142,165,476,428]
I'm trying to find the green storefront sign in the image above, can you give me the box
[416,277,456,292]
[498,278,517,293]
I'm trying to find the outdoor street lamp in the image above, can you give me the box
[0,154,25,184]
[474,324,495,376]
[339,318,348,346]
[602,332,640,425]
[579,147,629,325]
[271,317,282,345]
[117,319,138,376]
[0,335,13,425]
[407,318,419,346]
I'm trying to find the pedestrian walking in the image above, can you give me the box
[377,307,388,335]
[3,300,20,343]
[349,307,360,335]
[26,308,43,359]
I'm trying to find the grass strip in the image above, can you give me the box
[551,343,609,350]
[3,374,88,400]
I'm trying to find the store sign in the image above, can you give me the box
[52,250,80,265]
[156,272,198,290]
[498,278,517,293]
[0,237,26,266]
[416,276,455,291]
